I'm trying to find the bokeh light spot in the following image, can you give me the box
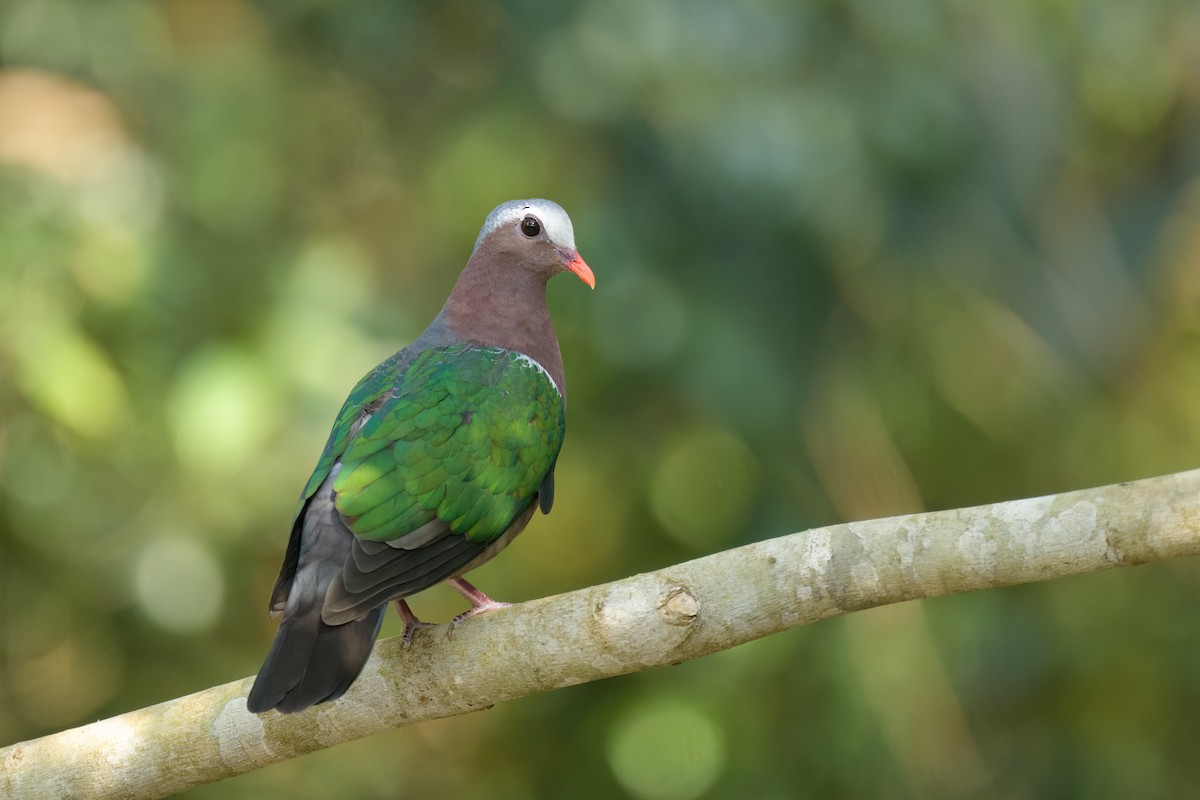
[15,318,129,440]
[134,536,224,633]
[167,347,276,475]
[71,227,149,304]
[74,143,164,234]
[607,701,726,800]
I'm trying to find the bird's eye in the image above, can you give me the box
[521,216,541,237]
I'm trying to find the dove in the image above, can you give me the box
[247,199,594,714]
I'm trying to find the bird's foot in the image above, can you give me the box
[451,599,513,625]
[395,599,434,646]
[447,578,512,626]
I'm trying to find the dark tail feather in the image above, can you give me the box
[247,597,384,714]
[248,471,386,714]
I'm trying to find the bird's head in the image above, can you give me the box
[471,198,595,289]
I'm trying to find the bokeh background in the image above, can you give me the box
[3,0,1200,797]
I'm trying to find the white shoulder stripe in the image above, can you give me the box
[513,352,560,396]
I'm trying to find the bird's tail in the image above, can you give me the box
[248,472,387,714]
[246,568,385,714]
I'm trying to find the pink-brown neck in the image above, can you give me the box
[433,244,567,398]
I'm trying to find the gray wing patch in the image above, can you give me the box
[321,525,489,625]
[388,518,446,550]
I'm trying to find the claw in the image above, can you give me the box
[395,599,433,646]
[447,578,512,625]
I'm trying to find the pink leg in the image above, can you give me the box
[447,577,512,624]
[395,599,433,645]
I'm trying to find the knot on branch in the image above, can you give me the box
[659,587,700,625]
[589,578,701,666]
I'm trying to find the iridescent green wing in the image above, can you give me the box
[332,345,566,544]
[293,352,406,522]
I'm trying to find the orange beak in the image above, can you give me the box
[557,248,596,289]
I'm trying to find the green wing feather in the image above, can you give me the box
[332,345,566,544]
[294,353,406,521]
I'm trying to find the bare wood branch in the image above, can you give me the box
[3,469,1199,800]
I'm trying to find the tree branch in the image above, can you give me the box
[4,469,1200,799]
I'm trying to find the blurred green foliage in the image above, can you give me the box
[2,0,1200,797]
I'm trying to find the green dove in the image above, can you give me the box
[247,199,595,714]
